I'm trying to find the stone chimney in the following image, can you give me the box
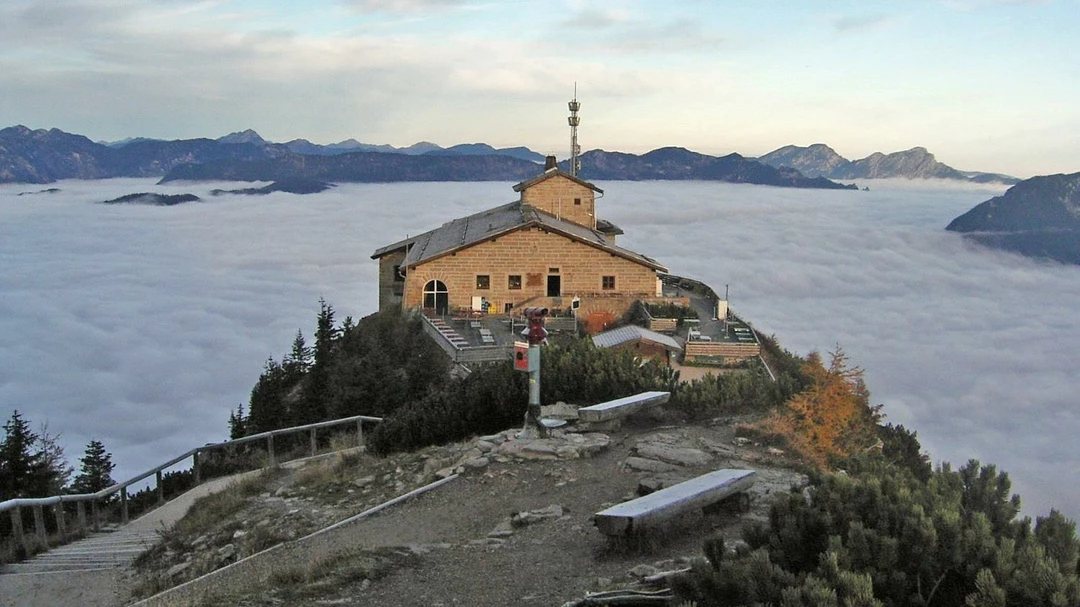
[544,155,558,171]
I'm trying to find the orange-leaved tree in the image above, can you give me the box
[750,347,881,468]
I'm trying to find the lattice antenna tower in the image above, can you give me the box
[568,84,581,177]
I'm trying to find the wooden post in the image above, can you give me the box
[267,434,275,466]
[121,488,129,524]
[32,505,48,549]
[76,501,87,534]
[356,420,363,447]
[156,470,164,505]
[54,503,66,540]
[193,450,201,485]
[310,427,317,457]
[91,499,101,532]
[10,508,27,555]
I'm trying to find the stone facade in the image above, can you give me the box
[519,176,596,229]
[377,250,407,310]
[404,226,658,314]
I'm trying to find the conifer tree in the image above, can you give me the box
[0,410,53,499]
[70,440,115,494]
[228,404,248,439]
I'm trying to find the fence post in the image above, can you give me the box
[156,470,164,505]
[121,488,129,524]
[76,501,86,534]
[10,508,28,556]
[310,427,317,457]
[91,499,101,532]
[193,450,201,485]
[267,434,275,466]
[33,505,48,549]
[356,420,363,447]
[54,503,66,540]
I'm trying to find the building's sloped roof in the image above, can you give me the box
[512,168,604,194]
[592,325,682,352]
[374,200,667,272]
[595,219,624,236]
[371,235,416,259]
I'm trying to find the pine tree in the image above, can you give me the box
[0,410,51,499]
[70,440,115,495]
[300,299,339,424]
[228,404,248,439]
[284,329,312,375]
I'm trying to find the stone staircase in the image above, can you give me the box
[1,525,161,575]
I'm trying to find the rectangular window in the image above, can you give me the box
[602,275,616,290]
[574,197,581,205]
[508,275,522,290]
[476,275,490,290]
[548,267,559,274]
[504,302,514,313]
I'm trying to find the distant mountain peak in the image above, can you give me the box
[217,129,268,145]
[757,143,1016,184]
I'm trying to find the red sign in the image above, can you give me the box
[514,341,529,371]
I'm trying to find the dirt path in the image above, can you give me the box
[206,422,805,607]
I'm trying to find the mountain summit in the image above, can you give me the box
[757,144,1017,184]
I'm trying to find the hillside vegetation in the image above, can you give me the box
[207,304,1079,606]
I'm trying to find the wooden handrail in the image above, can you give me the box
[1,413,381,558]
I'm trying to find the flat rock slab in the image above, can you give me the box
[594,469,756,536]
[493,433,610,461]
[634,443,711,467]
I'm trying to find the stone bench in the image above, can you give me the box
[576,391,670,423]
[594,469,756,536]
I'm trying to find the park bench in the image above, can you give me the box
[577,391,670,423]
[594,469,756,536]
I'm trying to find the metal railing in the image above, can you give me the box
[0,414,381,559]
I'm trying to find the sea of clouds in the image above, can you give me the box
[1,178,1077,517]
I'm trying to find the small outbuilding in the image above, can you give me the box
[592,324,683,366]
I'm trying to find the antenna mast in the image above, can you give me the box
[568,84,581,177]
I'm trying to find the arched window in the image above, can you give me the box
[423,280,449,315]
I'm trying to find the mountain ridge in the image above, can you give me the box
[1,125,854,189]
[756,143,1018,184]
[946,172,1080,264]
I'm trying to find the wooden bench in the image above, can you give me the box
[577,391,670,423]
[594,469,756,536]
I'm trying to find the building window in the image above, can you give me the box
[422,280,449,315]
[508,275,522,290]
[476,275,490,290]
[602,275,616,290]
[574,197,581,205]
[504,302,514,313]
[392,265,405,282]
[548,267,559,274]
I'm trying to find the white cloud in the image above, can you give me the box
[4,178,1080,522]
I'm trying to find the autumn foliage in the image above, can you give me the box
[747,348,881,468]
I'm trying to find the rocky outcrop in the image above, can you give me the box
[946,172,1080,264]
[100,193,201,206]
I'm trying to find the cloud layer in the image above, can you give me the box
[2,178,1079,518]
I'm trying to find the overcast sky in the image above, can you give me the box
[3,178,1078,518]
[2,0,1077,177]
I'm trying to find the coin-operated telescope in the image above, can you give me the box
[522,307,548,346]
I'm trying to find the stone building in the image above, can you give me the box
[371,158,668,329]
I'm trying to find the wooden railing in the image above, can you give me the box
[0,414,380,559]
